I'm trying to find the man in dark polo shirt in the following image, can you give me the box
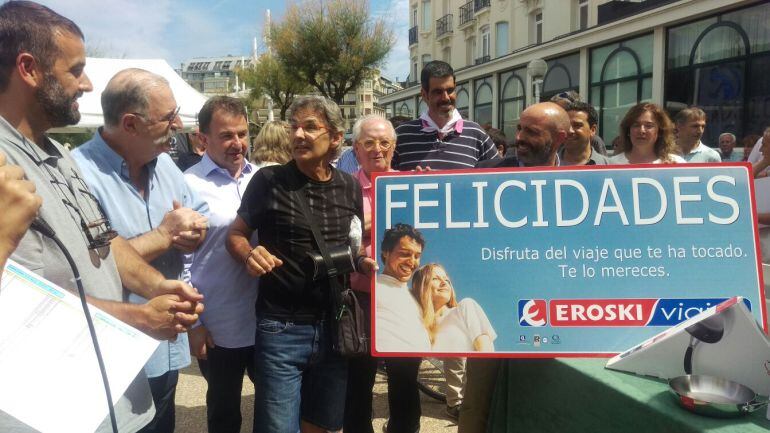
[393,61,499,171]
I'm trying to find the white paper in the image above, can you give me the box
[0,260,160,433]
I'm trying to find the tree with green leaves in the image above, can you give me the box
[238,54,311,120]
[271,0,394,105]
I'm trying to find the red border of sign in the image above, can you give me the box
[369,162,766,358]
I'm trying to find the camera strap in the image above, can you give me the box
[291,188,344,294]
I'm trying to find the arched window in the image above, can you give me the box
[499,68,526,139]
[542,53,579,102]
[397,99,415,118]
[456,83,470,119]
[590,34,652,146]
[474,78,493,128]
[665,1,769,146]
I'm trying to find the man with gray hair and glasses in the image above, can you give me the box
[72,68,209,433]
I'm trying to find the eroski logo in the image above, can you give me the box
[518,299,547,327]
[546,298,747,327]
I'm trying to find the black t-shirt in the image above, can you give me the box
[237,160,364,321]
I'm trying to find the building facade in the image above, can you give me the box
[338,74,403,131]
[179,55,255,95]
[249,71,402,132]
[383,0,769,147]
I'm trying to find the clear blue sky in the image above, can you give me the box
[39,0,410,82]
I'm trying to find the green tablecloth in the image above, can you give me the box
[487,359,770,433]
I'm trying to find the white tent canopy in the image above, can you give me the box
[51,57,208,132]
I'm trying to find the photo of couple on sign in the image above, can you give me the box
[374,223,497,354]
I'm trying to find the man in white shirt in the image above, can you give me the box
[674,107,721,162]
[375,223,428,433]
[183,96,258,433]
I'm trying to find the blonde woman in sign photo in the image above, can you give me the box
[411,263,496,352]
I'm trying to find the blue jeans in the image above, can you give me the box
[253,318,348,433]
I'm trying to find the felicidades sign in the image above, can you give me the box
[370,163,766,358]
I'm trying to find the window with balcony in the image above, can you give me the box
[474,0,490,13]
[459,1,474,26]
[436,14,453,37]
[477,26,490,64]
[409,25,418,45]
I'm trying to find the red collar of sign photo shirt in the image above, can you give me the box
[419,109,463,139]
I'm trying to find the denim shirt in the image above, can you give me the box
[72,130,209,377]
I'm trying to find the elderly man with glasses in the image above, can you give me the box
[72,68,209,433]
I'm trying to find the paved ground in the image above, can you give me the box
[175,362,458,433]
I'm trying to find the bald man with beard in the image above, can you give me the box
[464,102,570,433]
[477,102,570,169]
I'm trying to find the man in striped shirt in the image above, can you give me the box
[393,61,499,171]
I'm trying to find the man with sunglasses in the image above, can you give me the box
[72,68,209,433]
[0,2,204,432]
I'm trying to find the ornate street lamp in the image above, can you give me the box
[527,58,548,106]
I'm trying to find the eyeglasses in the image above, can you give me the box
[55,170,118,250]
[12,135,118,250]
[359,139,393,151]
[133,106,181,128]
[289,121,327,136]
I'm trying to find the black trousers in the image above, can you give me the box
[198,345,256,433]
[384,358,422,433]
[344,292,421,433]
[138,370,179,433]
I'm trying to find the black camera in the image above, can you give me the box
[305,245,355,281]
